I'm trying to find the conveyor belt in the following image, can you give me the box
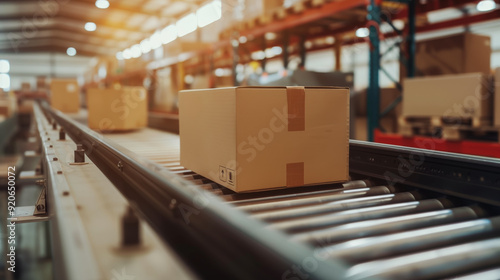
[39,103,500,280]
[105,128,500,280]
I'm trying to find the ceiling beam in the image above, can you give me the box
[0,0,170,18]
[0,13,150,33]
[0,26,133,45]
[0,38,115,56]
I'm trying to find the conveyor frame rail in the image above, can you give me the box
[38,102,352,279]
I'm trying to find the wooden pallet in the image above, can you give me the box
[441,126,500,142]
[398,115,498,142]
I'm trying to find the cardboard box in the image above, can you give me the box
[179,86,349,192]
[414,33,490,76]
[50,79,80,113]
[87,87,148,131]
[0,92,17,117]
[353,88,402,118]
[402,73,492,124]
[21,82,31,92]
[495,68,500,127]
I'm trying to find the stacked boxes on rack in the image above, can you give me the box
[400,33,498,141]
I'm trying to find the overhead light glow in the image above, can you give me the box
[140,38,151,54]
[239,36,247,44]
[176,13,197,37]
[85,22,97,32]
[123,48,132,59]
[116,51,124,60]
[355,27,369,38]
[196,0,222,28]
[0,60,10,73]
[130,44,141,58]
[150,31,162,49]
[271,46,282,55]
[0,74,10,90]
[66,47,77,56]
[265,32,277,40]
[161,25,177,44]
[251,50,265,60]
[95,0,109,9]
[476,0,496,11]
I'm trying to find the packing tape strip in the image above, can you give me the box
[286,162,304,187]
[286,86,305,131]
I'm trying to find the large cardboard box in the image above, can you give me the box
[87,87,148,131]
[414,33,490,76]
[495,68,500,127]
[402,73,492,125]
[180,86,349,192]
[50,79,79,113]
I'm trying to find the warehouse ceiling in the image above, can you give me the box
[0,0,497,58]
[0,0,204,56]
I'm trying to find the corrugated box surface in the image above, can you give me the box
[495,68,500,127]
[402,73,491,123]
[180,86,349,192]
[87,87,147,131]
[50,79,79,112]
[415,33,490,76]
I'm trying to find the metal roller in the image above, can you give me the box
[291,206,483,245]
[346,237,500,280]
[228,180,379,206]
[270,198,449,233]
[452,267,500,280]
[236,186,395,213]
[252,192,419,222]
[319,216,500,263]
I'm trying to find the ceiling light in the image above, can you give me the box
[161,25,177,44]
[271,46,282,55]
[95,0,109,9]
[476,0,496,11]
[355,27,369,38]
[123,49,132,59]
[196,0,222,28]
[0,60,10,73]
[140,38,151,54]
[130,44,141,58]
[0,74,10,90]
[116,52,124,60]
[264,32,276,40]
[66,47,77,56]
[85,22,97,32]
[239,36,247,44]
[176,13,197,37]
[150,31,162,49]
[251,50,265,60]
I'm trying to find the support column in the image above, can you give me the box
[367,0,381,142]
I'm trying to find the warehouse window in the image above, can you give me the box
[0,59,10,90]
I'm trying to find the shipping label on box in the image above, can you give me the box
[50,79,79,113]
[180,86,349,193]
[87,87,148,132]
